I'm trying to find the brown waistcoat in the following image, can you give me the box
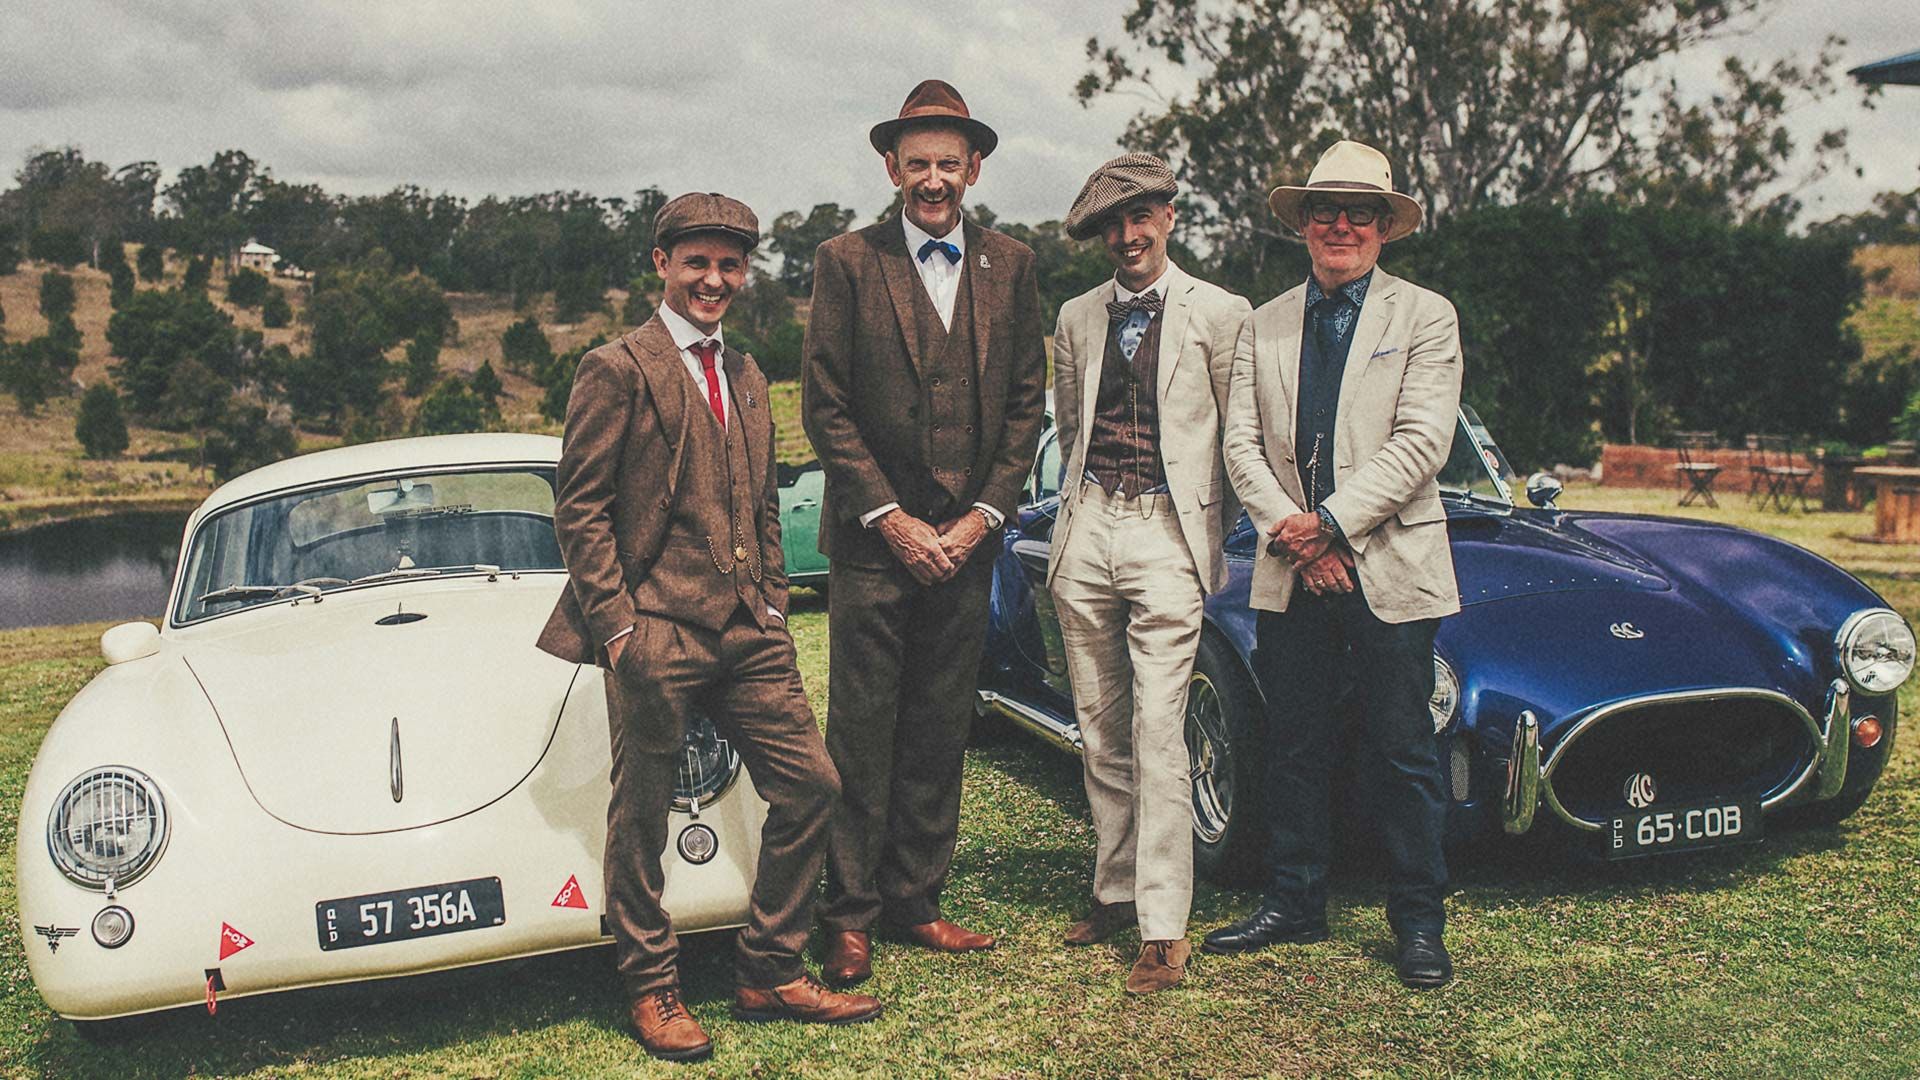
[631,391,774,631]
[908,266,982,506]
[1083,309,1168,494]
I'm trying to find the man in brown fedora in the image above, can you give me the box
[1047,153,1250,992]
[1210,140,1462,989]
[802,79,1047,985]
[540,192,881,1063]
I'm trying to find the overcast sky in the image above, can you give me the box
[3,0,1916,228]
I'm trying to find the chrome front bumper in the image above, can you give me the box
[1500,679,1851,835]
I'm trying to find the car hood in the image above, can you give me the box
[180,576,582,834]
[1447,506,1671,606]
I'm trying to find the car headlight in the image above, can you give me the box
[672,717,742,814]
[1430,655,1461,733]
[1836,608,1916,695]
[47,767,169,890]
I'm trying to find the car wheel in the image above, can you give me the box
[1780,707,1898,827]
[1188,632,1268,887]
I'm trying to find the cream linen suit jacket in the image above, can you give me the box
[1222,268,1462,623]
[1046,261,1251,595]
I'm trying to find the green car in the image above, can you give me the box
[777,461,830,590]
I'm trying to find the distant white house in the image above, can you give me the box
[238,240,279,273]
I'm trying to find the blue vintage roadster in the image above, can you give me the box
[976,409,1914,884]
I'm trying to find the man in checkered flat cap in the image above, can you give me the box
[1045,153,1250,993]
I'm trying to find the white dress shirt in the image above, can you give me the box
[859,213,1001,532]
[659,301,729,427]
[1114,263,1173,306]
[901,212,966,331]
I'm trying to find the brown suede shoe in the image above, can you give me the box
[899,918,996,952]
[1125,939,1192,995]
[1064,900,1137,946]
[733,973,884,1025]
[824,930,872,987]
[629,986,713,1062]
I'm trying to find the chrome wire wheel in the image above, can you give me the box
[1186,671,1234,844]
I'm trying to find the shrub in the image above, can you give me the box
[75,383,130,458]
[227,267,270,308]
[136,244,165,282]
[500,316,551,375]
[261,286,292,328]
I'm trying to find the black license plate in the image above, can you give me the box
[316,877,505,951]
[1607,799,1762,859]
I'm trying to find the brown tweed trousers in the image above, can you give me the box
[802,218,1048,930]
[538,314,839,995]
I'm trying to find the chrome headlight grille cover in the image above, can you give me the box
[673,718,742,814]
[47,767,169,890]
[1836,608,1916,696]
[1430,655,1460,733]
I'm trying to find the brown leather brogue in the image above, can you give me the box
[823,929,873,987]
[1063,900,1137,946]
[733,974,884,1025]
[628,986,713,1062]
[1125,939,1192,994]
[899,918,996,952]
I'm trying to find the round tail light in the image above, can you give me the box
[1851,715,1884,749]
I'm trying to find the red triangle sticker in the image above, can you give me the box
[218,922,254,960]
[551,874,588,909]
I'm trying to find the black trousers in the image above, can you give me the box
[1253,580,1448,937]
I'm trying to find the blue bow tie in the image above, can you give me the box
[917,238,961,265]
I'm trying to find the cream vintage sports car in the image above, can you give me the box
[16,434,765,1036]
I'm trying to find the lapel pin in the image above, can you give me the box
[979,253,991,269]
[745,390,755,408]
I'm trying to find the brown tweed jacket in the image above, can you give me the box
[801,218,1048,568]
[537,314,787,665]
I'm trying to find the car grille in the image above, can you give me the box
[1544,692,1819,827]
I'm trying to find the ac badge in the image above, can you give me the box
[1624,773,1658,809]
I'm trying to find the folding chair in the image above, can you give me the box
[1671,431,1722,508]
[1761,434,1813,512]
[1744,434,1770,506]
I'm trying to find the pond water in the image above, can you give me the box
[0,512,188,630]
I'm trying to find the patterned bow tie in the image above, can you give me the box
[917,238,961,265]
[1105,290,1165,322]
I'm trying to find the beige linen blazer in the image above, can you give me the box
[1046,262,1251,594]
[1222,268,1462,623]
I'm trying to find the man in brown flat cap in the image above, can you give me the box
[802,80,1047,985]
[1046,154,1250,992]
[540,192,881,1063]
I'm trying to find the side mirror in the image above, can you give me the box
[101,621,161,665]
[1525,473,1563,510]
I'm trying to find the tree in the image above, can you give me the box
[289,252,454,423]
[38,269,76,323]
[553,269,608,322]
[622,273,661,326]
[2,338,63,414]
[107,288,245,416]
[7,147,142,268]
[183,255,211,293]
[205,401,296,481]
[500,316,552,375]
[469,359,503,412]
[136,243,165,282]
[164,149,259,266]
[261,286,292,328]
[109,260,135,309]
[540,336,605,424]
[412,376,491,435]
[768,203,856,296]
[75,382,130,458]
[1079,0,1856,272]
[404,333,442,396]
[227,267,270,308]
[0,221,18,275]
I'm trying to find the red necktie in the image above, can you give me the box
[691,339,725,428]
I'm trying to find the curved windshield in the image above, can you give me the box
[174,467,564,624]
[1438,410,1513,505]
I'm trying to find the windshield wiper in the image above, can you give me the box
[351,563,503,586]
[196,584,282,604]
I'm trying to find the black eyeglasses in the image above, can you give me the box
[1304,201,1385,227]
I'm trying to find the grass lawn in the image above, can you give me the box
[2,490,1919,1077]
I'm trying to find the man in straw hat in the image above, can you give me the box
[541,192,881,1063]
[1045,153,1250,993]
[802,80,1047,986]
[1208,140,1463,989]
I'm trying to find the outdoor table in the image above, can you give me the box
[1854,465,1920,542]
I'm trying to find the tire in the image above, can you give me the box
[1188,632,1270,887]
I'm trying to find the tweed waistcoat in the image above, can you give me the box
[907,263,982,511]
[630,390,773,631]
[1083,309,1167,495]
